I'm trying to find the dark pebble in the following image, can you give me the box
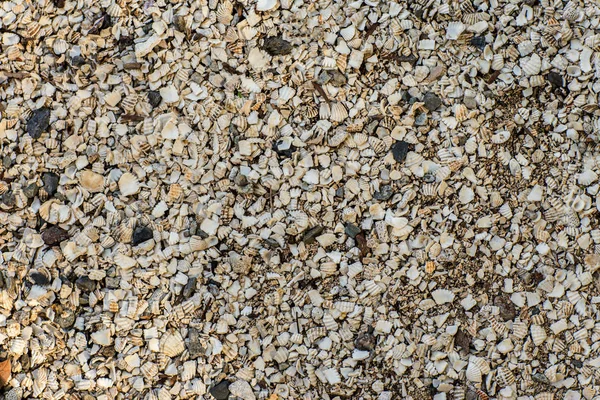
[132,226,154,246]
[373,185,393,201]
[55,309,76,329]
[76,276,96,292]
[262,36,293,56]
[414,112,427,126]
[470,36,486,50]
[317,70,347,87]
[27,108,51,139]
[354,332,376,351]
[531,372,551,385]
[3,155,14,169]
[70,55,86,67]
[42,172,59,197]
[100,14,112,30]
[391,141,410,163]
[494,295,517,321]
[423,92,442,111]
[301,225,325,244]
[188,327,205,358]
[182,276,197,299]
[23,183,39,198]
[41,226,69,245]
[454,329,471,351]
[344,223,361,238]
[105,276,120,289]
[1,191,15,207]
[572,359,583,368]
[355,233,369,257]
[546,71,564,88]
[465,388,479,400]
[29,271,51,286]
[147,91,162,108]
[272,139,296,158]
[335,187,344,198]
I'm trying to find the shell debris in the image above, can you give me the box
[2,0,600,399]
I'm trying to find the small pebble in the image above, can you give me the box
[41,226,70,245]
[262,36,294,56]
[22,183,39,199]
[42,172,59,197]
[76,276,96,292]
[373,185,393,201]
[26,108,51,139]
[546,71,564,88]
[132,225,154,246]
[423,92,442,111]
[147,91,162,108]
[354,331,376,351]
[301,226,325,244]
[209,380,231,400]
[391,141,410,163]
[344,223,361,238]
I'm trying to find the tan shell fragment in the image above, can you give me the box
[80,170,104,193]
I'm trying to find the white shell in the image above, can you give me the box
[256,0,277,11]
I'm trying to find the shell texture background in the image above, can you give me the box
[2,0,600,399]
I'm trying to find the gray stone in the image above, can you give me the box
[423,92,442,111]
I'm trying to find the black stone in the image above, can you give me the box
[546,71,564,88]
[182,276,197,299]
[335,187,344,198]
[531,372,551,385]
[423,92,442,111]
[42,172,59,197]
[272,140,296,158]
[30,271,51,286]
[209,380,230,400]
[373,185,393,201]
[27,108,51,139]
[188,327,205,358]
[41,226,69,245]
[572,359,583,368]
[344,223,361,238]
[71,55,86,67]
[470,35,486,50]
[100,14,112,30]
[132,226,154,246]
[391,141,410,163]
[23,183,39,198]
[354,332,376,351]
[262,36,293,56]
[301,225,325,244]
[1,191,15,207]
[148,91,162,108]
[76,276,96,292]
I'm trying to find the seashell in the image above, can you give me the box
[466,361,482,382]
[328,129,348,147]
[531,325,547,346]
[106,2,123,17]
[53,38,68,55]
[256,0,277,11]
[455,104,468,122]
[521,53,542,76]
[161,331,185,357]
[330,102,348,123]
[119,173,140,196]
[217,0,234,24]
[446,22,465,40]
[496,367,515,386]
